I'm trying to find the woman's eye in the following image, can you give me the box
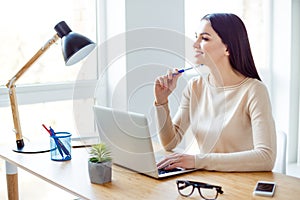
[194,32,209,41]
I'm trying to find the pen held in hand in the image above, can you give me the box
[172,65,202,76]
[172,67,193,76]
[177,67,193,74]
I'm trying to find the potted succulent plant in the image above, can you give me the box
[88,143,112,184]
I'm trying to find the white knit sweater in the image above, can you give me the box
[155,74,276,172]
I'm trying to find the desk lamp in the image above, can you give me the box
[6,21,96,153]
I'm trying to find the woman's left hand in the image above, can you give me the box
[156,153,195,170]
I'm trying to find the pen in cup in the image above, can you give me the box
[49,127,64,158]
[49,126,71,157]
[55,134,70,157]
[42,124,70,158]
[42,124,52,135]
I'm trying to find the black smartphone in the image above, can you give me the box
[253,181,276,197]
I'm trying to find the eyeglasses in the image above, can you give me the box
[176,180,224,200]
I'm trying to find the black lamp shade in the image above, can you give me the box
[54,21,96,66]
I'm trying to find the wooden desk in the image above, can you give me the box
[1,146,300,200]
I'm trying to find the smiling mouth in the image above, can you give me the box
[195,51,204,57]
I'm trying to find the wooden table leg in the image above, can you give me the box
[5,161,19,200]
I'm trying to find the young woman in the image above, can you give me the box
[154,13,276,172]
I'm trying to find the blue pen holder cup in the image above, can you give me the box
[50,132,72,161]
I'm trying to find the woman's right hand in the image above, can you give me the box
[154,69,182,105]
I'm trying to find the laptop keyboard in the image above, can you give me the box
[158,167,183,175]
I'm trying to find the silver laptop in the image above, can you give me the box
[93,105,196,179]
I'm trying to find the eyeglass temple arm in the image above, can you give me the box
[216,186,224,194]
[201,184,224,194]
[179,180,224,194]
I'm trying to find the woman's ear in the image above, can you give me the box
[225,47,230,56]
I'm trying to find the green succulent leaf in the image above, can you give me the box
[89,143,112,163]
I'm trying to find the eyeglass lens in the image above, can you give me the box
[198,187,219,200]
[177,182,194,196]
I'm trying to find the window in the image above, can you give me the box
[0,0,97,84]
[0,0,98,145]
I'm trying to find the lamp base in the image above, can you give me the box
[13,140,50,154]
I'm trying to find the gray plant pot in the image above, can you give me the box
[88,160,112,184]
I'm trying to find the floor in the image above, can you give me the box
[1,160,300,200]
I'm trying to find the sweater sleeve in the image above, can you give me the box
[195,82,277,172]
[154,81,192,151]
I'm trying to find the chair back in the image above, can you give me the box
[273,131,287,174]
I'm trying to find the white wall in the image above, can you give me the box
[268,0,291,132]
[123,0,192,143]
[267,0,295,162]
[290,0,300,164]
[267,0,300,164]
[124,0,185,117]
